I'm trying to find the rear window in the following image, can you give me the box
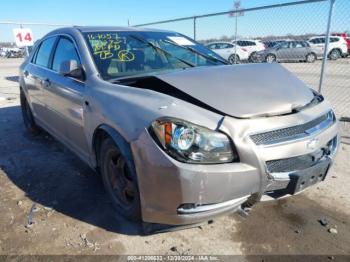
[330,37,339,43]
[34,37,56,68]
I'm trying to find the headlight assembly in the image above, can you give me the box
[150,118,238,164]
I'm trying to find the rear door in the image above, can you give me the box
[44,35,89,158]
[24,36,57,125]
[290,41,308,60]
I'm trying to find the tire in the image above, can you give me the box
[20,88,40,135]
[248,52,257,62]
[265,54,276,63]
[305,53,316,63]
[100,137,141,222]
[228,54,240,64]
[329,49,341,60]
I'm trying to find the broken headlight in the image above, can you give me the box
[150,118,238,164]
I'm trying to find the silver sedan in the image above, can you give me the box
[19,27,339,231]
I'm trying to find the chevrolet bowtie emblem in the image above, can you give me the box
[307,138,319,150]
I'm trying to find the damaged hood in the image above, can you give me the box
[156,63,314,118]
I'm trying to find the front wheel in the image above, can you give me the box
[228,54,240,64]
[306,53,316,63]
[329,49,341,60]
[265,54,276,63]
[20,89,40,135]
[100,138,142,222]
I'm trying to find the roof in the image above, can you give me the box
[74,26,171,33]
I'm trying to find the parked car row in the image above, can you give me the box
[206,34,349,64]
[0,47,26,58]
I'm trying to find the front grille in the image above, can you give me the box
[250,111,333,146]
[266,154,316,173]
[266,136,337,173]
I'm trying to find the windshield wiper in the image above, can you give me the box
[162,39,229,65]
[129,34,195,68]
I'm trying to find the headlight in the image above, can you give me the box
[150,118,238,164]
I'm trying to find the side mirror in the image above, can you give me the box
[59,60,84,80]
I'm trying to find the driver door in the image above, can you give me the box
[43,36,89,159]
[276,42,291,61]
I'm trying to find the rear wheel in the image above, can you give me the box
[20,89,40,135]
[100,138,141,222]
[306,53,316,63]
[228,54,240,64]
[329,49,341,60]
[265,54,276,63]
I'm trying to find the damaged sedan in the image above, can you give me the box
[19,26,339,229]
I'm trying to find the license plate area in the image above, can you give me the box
[287,158,331,194]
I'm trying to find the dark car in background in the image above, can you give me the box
[253,40,321,63]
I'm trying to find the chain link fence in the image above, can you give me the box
[0,0,349,120]
[134,0,350,121]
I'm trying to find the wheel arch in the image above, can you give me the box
[328,48,342,56]
[92,124,135,172]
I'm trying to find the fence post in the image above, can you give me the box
[193,17,197,40]
[318,0,336,93]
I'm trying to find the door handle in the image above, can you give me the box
[42,78,51,88]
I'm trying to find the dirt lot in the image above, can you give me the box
[0,58,349,259]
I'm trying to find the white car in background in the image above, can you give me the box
[231,39,265,61]
[308,36,348,60]
[206,42,249,63]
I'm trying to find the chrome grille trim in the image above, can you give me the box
[250,111,335,146]
[266,136,337,174]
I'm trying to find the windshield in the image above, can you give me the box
[83,31,226,80]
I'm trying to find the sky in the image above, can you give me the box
[0,0,349,43]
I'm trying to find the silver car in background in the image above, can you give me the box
[253,40,322,63]
[19,27,339,231]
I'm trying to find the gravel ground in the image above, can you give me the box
[0,58,349,258]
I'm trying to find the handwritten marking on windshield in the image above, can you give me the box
[117,50,135,62]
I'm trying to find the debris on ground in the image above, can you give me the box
[294,228,302,234]
[328,228,338,234]
[318,217,330,227]
[9,215,15,225]
[17,200,22,206]
[26,203,37,228]
[170,246,177,252]
[80,233,99,251]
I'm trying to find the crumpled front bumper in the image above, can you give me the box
[131,131,260,225]
[131,101,339,225]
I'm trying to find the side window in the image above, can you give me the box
[330,37,339,43]
[309,39,316,44]
[221,43,231,49]
[207,44,215,49]
[237,41,244,46]
[34,37,56,68]
[279,42,290,49]
[246,41,256,46]
[52,37,80,72]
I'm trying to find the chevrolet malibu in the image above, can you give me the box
[19,27,339,229]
